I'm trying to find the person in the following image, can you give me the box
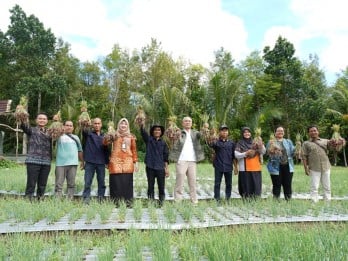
[302,125,332,203]
[266,126,295,200]
[82,117,109,204]
[20,112,52,201]
[104,118,138,204]
[55,120,83,199]
[235,127,266,199]
[208,124,237,201]
[140,123,169,205]
[169,116,205,204]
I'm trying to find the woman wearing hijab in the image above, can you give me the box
[235,127,266,198]
[104,118,138,204]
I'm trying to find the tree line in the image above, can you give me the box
[0,5,347,164]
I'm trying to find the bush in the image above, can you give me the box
[0,157,20,169]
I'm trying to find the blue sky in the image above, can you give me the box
[1,0,347,84]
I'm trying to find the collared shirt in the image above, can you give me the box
[141,127,169,170]
[302,138,331,172]
[56,134,82,166]
[82,129,109,164]
[210,138,235,172]
[20,123,52,165]
[178,129,196,161]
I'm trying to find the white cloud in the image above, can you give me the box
[0,0,249,66]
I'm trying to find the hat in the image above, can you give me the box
[219,124,229,131]
[150,124,165,137]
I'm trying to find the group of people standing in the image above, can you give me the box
[20,112,334,205]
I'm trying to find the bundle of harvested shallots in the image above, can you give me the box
[268,133,282,156]
[47,111,64,140]
[78,101,91,129]
[104,121,116,143]
[14,96,29,124]
[165,115,181,145]
[134,106,146,127]
[329,124,346,152]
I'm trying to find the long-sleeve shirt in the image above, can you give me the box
[209,138,235,172]
[82,130,109,164]
[141,127,169,170]
[20,123,52,165]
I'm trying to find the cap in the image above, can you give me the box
[219,124,229,131]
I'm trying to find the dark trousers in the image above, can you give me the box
[82,162,106,199]
[238,171,262,198]
[271,164,293,200]
[214,169,232,200]
[109,173,133,203]
[25,163,51,199]
[146,167,165,202]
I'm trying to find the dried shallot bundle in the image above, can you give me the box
[165,116,181,145]
[134,106,146,127]
[47,111,64,140]
[78,101,91,129]
[104,121,116,143]
[14,96,29,124]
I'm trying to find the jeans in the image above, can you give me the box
[214,169,232,200]
[146,167,166,202]
[82,162,106,199]
[25,163,51,199]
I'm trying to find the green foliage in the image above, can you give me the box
[0,158,19,169]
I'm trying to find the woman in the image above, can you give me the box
[104,118,138,204]
[266,126,295,200]
[235,127,265,198]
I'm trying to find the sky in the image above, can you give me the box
[1,0,347,84]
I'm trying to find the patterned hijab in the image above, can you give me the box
[116,118,131,138]
[235,127,253,152]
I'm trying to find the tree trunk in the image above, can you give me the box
[37,91,41,114]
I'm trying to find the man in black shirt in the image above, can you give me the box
[140,123,169,205]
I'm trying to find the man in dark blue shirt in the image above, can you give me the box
[82,118,109,204]
[140,123,169,205]
[209,124,236,201]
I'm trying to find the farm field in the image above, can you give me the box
[0,163,347,259]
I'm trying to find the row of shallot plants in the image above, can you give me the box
[0,223,347,260]
[0,197,347,225]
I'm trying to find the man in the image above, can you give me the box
[302,125,331,203]
[82,118,109,204]
[140,123,169,205]
[208,124,236,201]
[20,113,52,201]
[169,116,205,204]
[55,121,83,199]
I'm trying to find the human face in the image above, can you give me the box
[93,118,102,132]
[243,130,251,139]
[64,121,74,134]
[219,129,228,139]
[182,117,192,130]
[275,127,284,140]
[36,114,48,127]
[308,127,319,139]
[119,120,128,132]
[153,127,162,139]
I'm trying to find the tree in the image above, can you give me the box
[4,5,58,115]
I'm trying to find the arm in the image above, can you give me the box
[20,122,32,135]
[301,143,309,175]
[140,126,149,143]
[163,142,169,177]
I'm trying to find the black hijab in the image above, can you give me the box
[235,127,252,152]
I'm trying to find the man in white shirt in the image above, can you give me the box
[169,116,205,204]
